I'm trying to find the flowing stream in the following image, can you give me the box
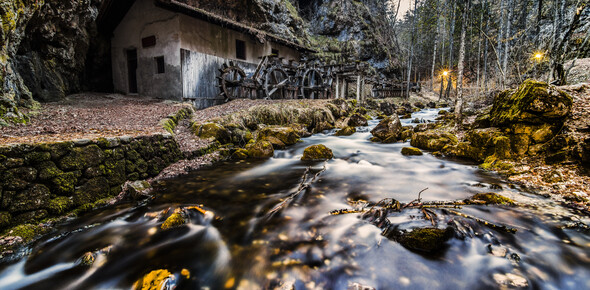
[0,108,589,289]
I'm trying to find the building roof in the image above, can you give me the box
[98,0,315,53]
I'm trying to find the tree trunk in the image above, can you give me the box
[406,0,419,98]
[502,0,514,86]
[455,0,469,121]
[483,0,489,93]
[536,0,543,46]
[476,0,484,95]
[496,0,506,88]
[445,0,456,100]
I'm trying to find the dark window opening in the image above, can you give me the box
[236,39,246,60]
[155,56,165,74]
[142,35,156,48]
[271,48,279,56]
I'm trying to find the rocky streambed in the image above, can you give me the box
[0,93,588,289]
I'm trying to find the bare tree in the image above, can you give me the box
[431,5,441,91]
[406,0,419,98]
[444,0,456,100]
[455,0,470,120]
[502,0,514,85]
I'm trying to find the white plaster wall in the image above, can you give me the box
[178,15,301,64]
[111,0,182,99]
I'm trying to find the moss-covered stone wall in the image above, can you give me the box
[0,135,182,230]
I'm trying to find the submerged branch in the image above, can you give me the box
[266,163,327,218]
[443,209,517,233]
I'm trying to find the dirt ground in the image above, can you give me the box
[0,95,281,146]
[0,94,183,145]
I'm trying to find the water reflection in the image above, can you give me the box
[0,108,588,289]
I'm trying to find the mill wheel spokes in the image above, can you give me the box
[264,66,289,100]
[218,62,246,101]
[301,68,325,99]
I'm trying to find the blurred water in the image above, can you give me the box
[0,109,588,290]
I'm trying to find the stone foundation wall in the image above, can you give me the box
[0,135,182,230]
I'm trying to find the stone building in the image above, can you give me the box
[99,0,311,108]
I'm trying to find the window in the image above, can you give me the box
[236,39,246,60]
[155,56,165,74]
[271,48,279,56]
[142,35,156,48]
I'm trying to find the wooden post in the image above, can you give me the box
[361,77,365,101]
[336,75,340,99]
[356,75,361,102]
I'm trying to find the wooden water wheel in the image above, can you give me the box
[264,65,290,99]
[300,68,325,99]
[217,61,246,101]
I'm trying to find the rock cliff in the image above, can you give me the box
[1,0,107,124]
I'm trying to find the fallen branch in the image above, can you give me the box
[266,164,327,218]
[444,209,517,233]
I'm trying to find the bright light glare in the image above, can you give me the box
[442,71,449,76]
[534,53,543,60]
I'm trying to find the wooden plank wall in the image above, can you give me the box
[181,49,255,109]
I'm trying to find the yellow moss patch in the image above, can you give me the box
[161,212,186,230]
[133,269,174,290]
[470,192,515,205]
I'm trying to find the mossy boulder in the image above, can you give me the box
[245,140,274,158]
[334,126,356,136]
[231,148,249,160]
[193,123,231,144]
[301,144,333,161]
[468,192,515,205]
[396,227,454,253]
[58,145,105,171]
[133,269,175,290]
[37,161,62,180]
[161,212,187,230]
[531,124,555,143]
[371,115,402,143]
[258,127,300,146]
[73,177,109,206]
[9,184,50,212]
[47,196,73,215]
[125,180,152,200]
[401,147,423,156]
[489,80,572,126]
[347,113,368,127]
[51,172,78,195]
[6,224,45,243]
[411,131,458,151]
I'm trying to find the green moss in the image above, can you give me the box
[245,140,274,158]
[301,144,333,161]
[480,156,515,173]
[334,126,356,136]
[47,196,73,215]
[6,224,44,243]
[161,212,186,230]
[489,80,573,126]
[258,127,300,146]
[396,227,454,253]
[58,145,105,170]
[24,151,50,164]
[51,172,77,195]
[0,212,12,229]
[134,269,174,290]
[231,148,249,160]
[469,192,515,205]
[401,147,423,156]
[193,123,231,144]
